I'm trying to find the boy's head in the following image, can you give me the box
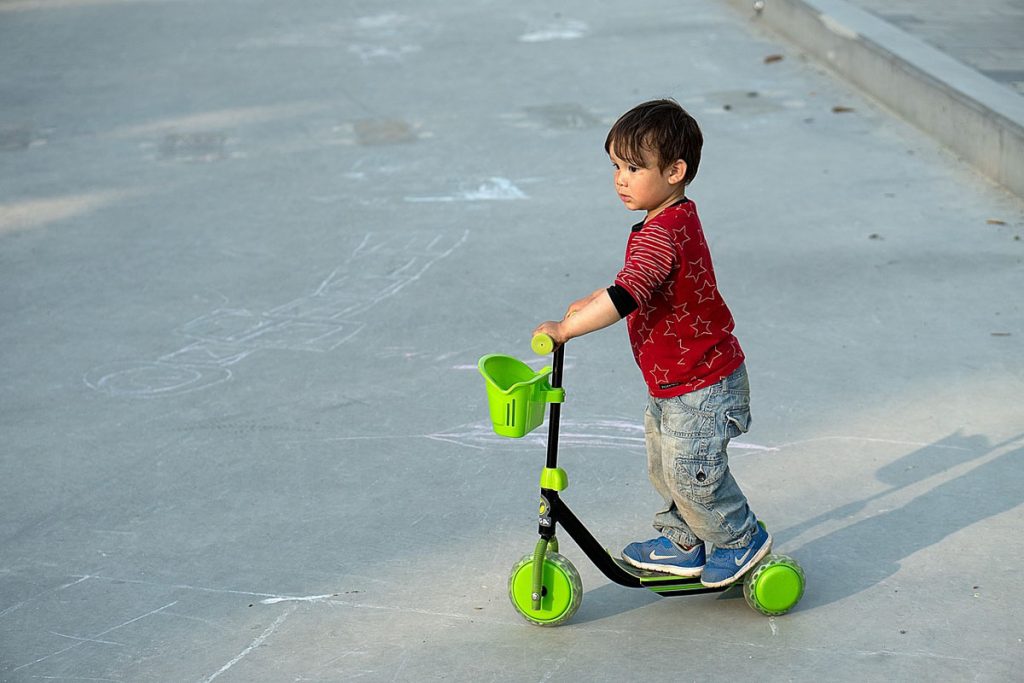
[604,99,703,186]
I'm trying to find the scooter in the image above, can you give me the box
[478,334,805,626]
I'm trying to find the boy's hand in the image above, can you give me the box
[532,320,567,348]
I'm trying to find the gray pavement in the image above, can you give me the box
[2,0,1024,681]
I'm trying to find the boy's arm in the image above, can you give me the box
[533,289,623,347]
[566,288,607,318]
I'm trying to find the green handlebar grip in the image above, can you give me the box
[532,333,555,355]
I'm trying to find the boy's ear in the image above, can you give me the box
[666,159,688,185]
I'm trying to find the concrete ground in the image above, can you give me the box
[1,0,1023,681]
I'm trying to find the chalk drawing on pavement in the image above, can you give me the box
[404,177,527,203]
[84,230,469,398]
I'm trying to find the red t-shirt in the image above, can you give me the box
[613,199,744,398]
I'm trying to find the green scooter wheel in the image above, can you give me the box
[508,551,582,626]
[743,554,805,616]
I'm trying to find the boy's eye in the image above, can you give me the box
[628,165,639,173]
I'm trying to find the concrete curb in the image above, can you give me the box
[723,0,1024,198]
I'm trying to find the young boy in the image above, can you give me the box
[532,99,771,588]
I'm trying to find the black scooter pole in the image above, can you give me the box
[544,343,564,470]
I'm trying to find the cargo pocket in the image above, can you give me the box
[674,452,727,505]
[725,406,751,439]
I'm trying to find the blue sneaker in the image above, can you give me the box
[701,524,772,588]
[621,536,705,577]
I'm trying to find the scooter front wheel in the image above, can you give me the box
[508,551,582,626]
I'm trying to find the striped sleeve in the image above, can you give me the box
[614,224,676,307]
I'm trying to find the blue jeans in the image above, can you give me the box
[644,363,758,549]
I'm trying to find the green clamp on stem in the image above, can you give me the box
[540,467,568,491]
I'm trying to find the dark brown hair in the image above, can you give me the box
[604,99,703,185]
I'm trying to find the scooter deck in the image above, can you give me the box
[609,555,726,596]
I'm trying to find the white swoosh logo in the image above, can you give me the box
[734,547,753,566]
[650,551,677,560]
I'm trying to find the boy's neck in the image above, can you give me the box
[644,193,689,223]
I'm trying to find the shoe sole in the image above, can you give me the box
[700,534,773,588]
[619,554,704,578]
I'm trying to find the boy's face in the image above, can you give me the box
[609,144,687,221]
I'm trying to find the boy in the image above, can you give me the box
[532,99,770,588]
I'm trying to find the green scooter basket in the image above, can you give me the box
[479,354,565,438]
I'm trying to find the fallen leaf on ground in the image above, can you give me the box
[832,106,855,113]
[987,218,1006,225]
[764,54,784,64]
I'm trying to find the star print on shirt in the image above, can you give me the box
[663,312,687,338]
[701,348,724,369]
[694,280,717,304]
[690,316,712,337]
[636,320,656,344]
[686,258,708,283]
[650,364,672,385]
[619,199,744,397]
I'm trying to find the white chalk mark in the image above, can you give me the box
[73,574,288,600]
[260,594,336,605]
[773,435,976,452]
[456,355,574,371]
[201,606,296,683]
[349,43,421,64]
[404,177,527,203]
[0,575,91,620]
[768,617,778,636]
[320,597,507,625]
[164,610,233,632]
[29,676,120,682]
[519,20,588,42]
[733,442,778,452]
[47,630,125,647]
[426,419,777,453]
[72,572,390,605]
[538,654,571,682]
[390,649,411,682]
[281,418,776,453]
[85,230,468,398]
[13,601,177,672]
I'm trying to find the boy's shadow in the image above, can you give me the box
[777,431,1023,610]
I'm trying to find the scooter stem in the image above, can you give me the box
[544,343,564,470]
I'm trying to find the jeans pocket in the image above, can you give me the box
[725,406,751,439]
[662,395,714,439]
[673,452,727,504]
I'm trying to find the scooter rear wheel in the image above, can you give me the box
[508,551,582,626]
[743,554,805,616]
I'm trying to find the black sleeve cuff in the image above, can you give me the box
[607,285,638,318]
